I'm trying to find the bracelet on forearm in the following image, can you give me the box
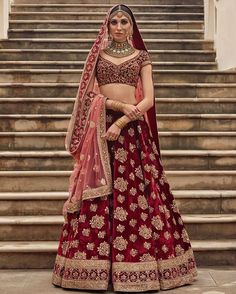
[114,117,127,129]
[110,100,124,112]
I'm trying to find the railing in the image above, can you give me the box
[204,0,236,70]
[0,0,11,39]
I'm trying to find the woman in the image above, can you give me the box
[52,4,198,292]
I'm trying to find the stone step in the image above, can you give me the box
[0,214,235,241]
[0,170,235,192]
[0,190,235,216]
[0,39,213,50]
[156,83,236,98]
[0,150,235,171]
[0,239,235,268]
[4,69,236,84]
[2,82,232,98]
[157,98,236,114]
[0,60,217,70]
[156,70,236,83]
[8,29,204,39]
[0,97,232,115]
[9,20,204,30]
[9,12,204,21]
[0,131,235,150]
[0,49,215,62]
[13,0,204,4]
[11,4,204,13]
[1,113,236,132]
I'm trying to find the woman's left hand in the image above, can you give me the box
[102,124,121,141]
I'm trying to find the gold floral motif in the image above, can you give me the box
[78,214,86,223]
[86,243,95,250]
[151,215,164,230]
[175,244,185,256]
[98,231,106,239]
[62,229,68,237]
[181,228,190,243]
[97,241,110,256]
[71,219,78,233]
[153,232,160,240]
[90,203,98,212]
[173,231,180,239]
[114,207,128,221]
[129,219,137,227]
[129,202,138,211]
[162,245,168,253]
[117,224,125,233]
[128,128,135,136]
[137,125,142,133]
[91,255,99,260]
[115,148,128,163]
[145,178,150,186]
[118,165,126,174]
[139,182,145,192]
[149,207,154,213]
[150,165,159,179]
[74,250,86,259]
[129,234,137,242]
[163,205,170,219]
[173,217,177,225]
[129,172,135,181]
[178,217,183,225]
[129,143,136,152]
[113,236,128,251]
[135,166,144,180]
[130,248,138,257]
[139,253,155,262]
[138,225,152,239]
[104,207,109,214]
[143,242,151,249]
[151,192,156,200]
[62,241,69,255]
[161,192,167,201]
[149,152,156,161]
[116,253,125,261]
[141,212,148,221]
[118,135,125,144]
[130,187,137,196]
[117,194,125,203]
[171,200,180,213]
[141,151,146,159]
[138,195,148,210]
[71,240,79,248]
[130,159,135,167]
[152,141,159,155]
[159,205,164,213]
[144,164,151,172]
[106,114,113,123]
[114,177,128,192]
[164,231,171,240]
[82,228,90,237]
[89,214,105,229]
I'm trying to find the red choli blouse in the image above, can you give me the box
[96,50,152,88]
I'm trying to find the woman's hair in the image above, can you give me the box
[108,4,135,25]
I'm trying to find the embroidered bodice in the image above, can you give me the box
[96,50,152,88]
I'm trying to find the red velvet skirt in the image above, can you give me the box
[52,109,198,292]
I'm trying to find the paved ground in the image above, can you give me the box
[0,267,236,294]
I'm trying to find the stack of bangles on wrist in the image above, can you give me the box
[110,100,124,112]
[114,117,127,129]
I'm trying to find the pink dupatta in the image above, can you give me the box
[63,4,161,218]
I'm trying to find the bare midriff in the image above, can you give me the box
[99,83,137,105]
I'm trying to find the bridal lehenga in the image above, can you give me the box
[51,4,198,292]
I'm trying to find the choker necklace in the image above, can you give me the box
[104,39,135,58]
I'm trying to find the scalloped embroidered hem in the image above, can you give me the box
[52,248,198,292]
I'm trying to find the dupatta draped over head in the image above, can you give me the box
[63,4,161,218]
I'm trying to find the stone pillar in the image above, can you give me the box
[0,0,10,39]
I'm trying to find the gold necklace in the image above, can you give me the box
[104,39,135,58]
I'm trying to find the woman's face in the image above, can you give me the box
[108,11,132,42]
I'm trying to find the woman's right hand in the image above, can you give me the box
[122,104,141,120]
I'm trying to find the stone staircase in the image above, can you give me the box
[0,0,236,268]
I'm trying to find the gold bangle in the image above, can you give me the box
[114,117,127,129]
[111,100,124,112]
